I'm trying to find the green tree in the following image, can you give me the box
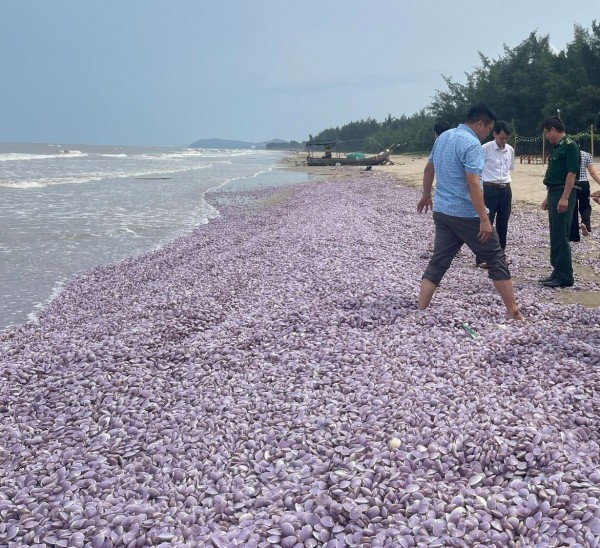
[305,21,600,154]
[430,32,557,136]
[545,23,600,133]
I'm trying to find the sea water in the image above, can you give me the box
[0,143,311,331]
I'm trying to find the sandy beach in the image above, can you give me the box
[284,151,600,207]
[386,154,600,208]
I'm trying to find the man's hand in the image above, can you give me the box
[417,196,433,213]
[541,198,548,211]
[591,190,600,205]
[557,197,569,213]
[478,217,493,242]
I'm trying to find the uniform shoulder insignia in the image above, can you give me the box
[565,138,572,144]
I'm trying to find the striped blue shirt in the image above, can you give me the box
[429,123,484,218]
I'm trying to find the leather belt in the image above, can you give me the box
[545,184,581,190]
[483,182,510,189]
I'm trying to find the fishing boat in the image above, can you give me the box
[302,141,394,167]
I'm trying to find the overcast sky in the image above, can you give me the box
[1,1,598,147]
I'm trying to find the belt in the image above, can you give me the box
[483,182,510,189]
[545,184,581,191]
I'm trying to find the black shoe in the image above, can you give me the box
[542,279,573,288]
[538,274,555,283]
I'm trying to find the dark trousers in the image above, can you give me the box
[569,181,592,242]
[475,184,512,264]
[547,187,576,284]
[423,212,511,286]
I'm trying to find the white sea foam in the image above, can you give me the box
[0,151,88,162]
[156,149,259,160]
[27,279,67,325]
[0,163,213,189]
[0,180,47,189]
[203,167,274,196]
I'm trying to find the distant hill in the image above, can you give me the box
[189,138,259,149]
[189,138,297,150]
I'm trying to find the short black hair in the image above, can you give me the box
[494,120,512,135]
[465,103,497,125]
[543,116,565,133]
[433,120,451,136]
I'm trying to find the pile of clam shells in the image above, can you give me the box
[1,174,600,547]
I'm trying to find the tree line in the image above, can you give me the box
[308,22,600,154]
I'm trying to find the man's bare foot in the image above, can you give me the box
[580,223,589,237]
[506,308,524,321]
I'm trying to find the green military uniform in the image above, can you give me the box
[543,136,580,285]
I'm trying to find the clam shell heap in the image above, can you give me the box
[1,174,600,547]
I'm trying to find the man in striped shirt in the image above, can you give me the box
[569,149,600,240]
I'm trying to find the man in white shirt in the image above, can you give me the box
[475,121,515,268]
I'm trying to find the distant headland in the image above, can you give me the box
[189,138,303,150]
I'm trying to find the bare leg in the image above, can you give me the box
[492,279,523,320]
[418,278,437,310]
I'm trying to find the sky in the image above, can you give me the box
[1,0,598,147]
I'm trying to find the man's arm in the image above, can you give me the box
[558,143,580,213]
[465,172,493,242]
[587,163,600,186]
[557,172,576,213]
[466,172,488,218]
[417,161,435,213]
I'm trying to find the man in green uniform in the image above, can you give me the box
[540,117,580,287]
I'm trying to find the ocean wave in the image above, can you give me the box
[0,180,47,189]
[0,163,214,190]
[149,149,264,161]
[27,278,67,325]
[137,148,211,160]
[0,150,87,162]
[205,166,274,193]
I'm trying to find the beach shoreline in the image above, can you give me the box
[0,145,299,331]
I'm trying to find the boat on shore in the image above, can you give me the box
[301,141,394,167]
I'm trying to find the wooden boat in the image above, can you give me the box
[303,141,394,167]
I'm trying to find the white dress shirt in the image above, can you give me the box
[482,140,515,184]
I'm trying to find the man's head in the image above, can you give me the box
[542,116,566,144]
[433,120,451,139]
[493,120,512,149]
[465,103,497,142]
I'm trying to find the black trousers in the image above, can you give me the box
[475,184,512,264]
[569,181,592,242]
